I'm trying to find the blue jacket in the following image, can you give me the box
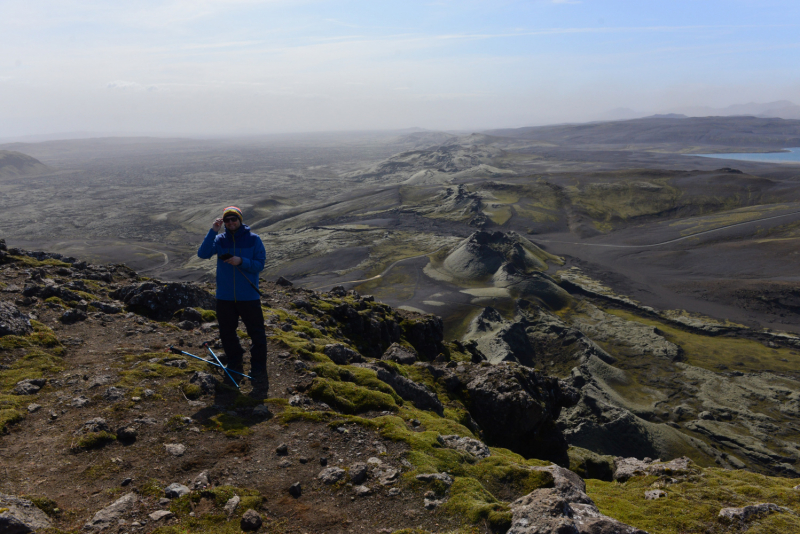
[197,224,266,301]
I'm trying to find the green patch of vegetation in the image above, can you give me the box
[118,353,207,388]
[205,413,252,437]
[0,408,24,433]
[44,296,66,307]
[83,459,123,480]
[75,431,117,449]
[308,377,399,414]
[0,327,60,351]
[197,308,217,322]
[0,349,63,391]
[313,363,403,405]
[139,478,165,498]
[9,255,71,268]
[73,290,98,301]
[587,467,800,534]
[441,478,512,532]
[605,308,800,377]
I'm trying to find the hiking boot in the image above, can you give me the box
[249,374,269,399]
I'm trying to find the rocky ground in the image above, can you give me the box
[3,241,800,534]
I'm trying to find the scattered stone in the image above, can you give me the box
[0,302,32,336]
[80,418,111,433]
[410,419,421,427]
[278,459,292,468]
[121,478,133,487]
[164,443,186,457]
[349,462,369,484]
[354,485,372,497]
[116,426,137,442]
[323,343,363,365]
[289,482,302,498]
[164,483,190,499]
[382,343,418,365]
[645,490,667,500]
[439,435,491,459]
[149,510,174,521]
[87,375,113,389]
[103,387,125,401]
[162,358,188,368]
[365,363,444,414]
[614,456,694,482]
[416,472,454,488]
[188,371,217,394]
[177,320,197,330]
[276,276,293,287]
[240,509,263,531]
[71,396,90,408]
[276,443,289,455]
[318,467,346,485]
[0,493,53,533]
[13,378,46,395]
[223,495,240,517]
[84,492,138,530]
[387,488,401,497]
[320,457,328,466]
[424,492,444,510]
[367,457,383,466]
[330,286,347,297]
[377,468,399,485]
[193,471,210,490]
[298,457,309,464]
[26,403,41,413]
[60,308,87,324]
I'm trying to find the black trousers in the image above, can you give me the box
[216,299,267,377]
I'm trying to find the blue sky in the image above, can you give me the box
[2,0,799,137]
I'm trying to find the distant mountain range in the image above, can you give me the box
[599,101,800,122]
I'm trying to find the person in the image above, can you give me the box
[197,206,269,396]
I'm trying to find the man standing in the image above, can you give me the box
[197,206,269,396]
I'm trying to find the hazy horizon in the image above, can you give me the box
[3,1,800,139]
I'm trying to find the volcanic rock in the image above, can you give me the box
[0,493,53,533]
[381,343,418,365]
[323,343,363,364]
[110,281,215,320]
[84,492,138,530]
[0,302,32,337]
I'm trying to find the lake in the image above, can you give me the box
[692,147,800,163]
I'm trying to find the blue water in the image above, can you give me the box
[692,147,800,163]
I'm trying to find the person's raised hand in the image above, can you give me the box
[224,256,243,266]
[212,218,224,232]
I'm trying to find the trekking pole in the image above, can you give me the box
[201,340,244,388]
[167,346,252,383]
[235,266,263,297]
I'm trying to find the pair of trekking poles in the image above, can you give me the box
[168,341,251,390]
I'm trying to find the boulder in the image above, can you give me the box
[613,456,695,482]
[415,472,454,488]
[13,378,46,396]
[323,344,363,365]
[381,343,417,365]
[164,483,190,498]
[508,466,647,534]
[363,363,443,414]
[453,361,577,462]
[0,302,32,337]
[719,503,790,523]
[164,444,186,457]
[276,276,293,287]
[0,493,53,534]
[240,509,262,531]
[110,282,215,320]
[60,308,87,324]
[318,467,346,484]
[349,462,369,484]
[223,495,240,517]
[84,492,138,530]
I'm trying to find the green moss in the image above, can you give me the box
[22,495,61,517]
[0,349,63,391]
[0,409,24,433]
[198,308,217,322]
[587,467,800,534]
[75,431,116,449]
[44,296,66,306]
[308,377,399,414]
[73,290,98,301]
[442,478,510,527]
[9,255,71,267]
[139,478,164,498]
[312,363,403,405]
[568,446,616,481]
[205,413,252,437]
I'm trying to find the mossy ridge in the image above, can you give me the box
[586,467,800,534]
[75,431,117,450]
[0,322,61,351]
[0,408,24,433]
[204,413,252,437]
[151,486,271,534]
[308,377,399,414]
[8,255,72,268]
[313,363,403,404]
[604,308,800,378]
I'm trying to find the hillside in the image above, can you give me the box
[2,241,800,534]
[0,150,51,178]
